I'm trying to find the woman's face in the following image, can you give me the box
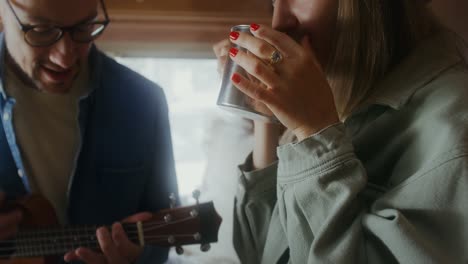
[272,0,339,66]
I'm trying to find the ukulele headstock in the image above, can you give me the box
[140,191,222,252]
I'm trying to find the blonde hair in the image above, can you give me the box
[326,0,438,118]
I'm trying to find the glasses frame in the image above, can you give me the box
[6,0,110,47]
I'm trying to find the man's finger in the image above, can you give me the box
[121,212,153,223]
[112,222,143,262]
[97,226,126,264]
[75,247,108,264]
[63,250,80,263]
[0,192,5,205]
[0,210,22,239]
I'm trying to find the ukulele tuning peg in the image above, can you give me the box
[200,243,211,252]
[169,193,177,208]
[192,189,201,205]
[176,246,184,255]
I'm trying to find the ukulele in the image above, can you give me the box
[0,192,222,264]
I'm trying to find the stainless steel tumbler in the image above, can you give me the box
[216,25,278,123]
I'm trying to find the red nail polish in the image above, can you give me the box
[229,47,238,57]
[231,73,241,84]
[250,23,260,31]
[230,31,240,40]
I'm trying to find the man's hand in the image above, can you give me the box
[64,212,153,264]
[0,192,22,241]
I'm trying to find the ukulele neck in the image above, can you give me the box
[2,201,221,259]
[11,224,139,258]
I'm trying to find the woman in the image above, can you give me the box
[214,0,468,263]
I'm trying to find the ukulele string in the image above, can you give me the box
[0,215,200,254]
[0,214,197,246]
[0,234,201,256]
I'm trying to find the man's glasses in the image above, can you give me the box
[6,0,110,47]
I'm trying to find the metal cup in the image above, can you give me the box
[216,25,278,123]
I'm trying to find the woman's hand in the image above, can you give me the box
[229,24,340,140]
[213,37,282,170]
[63,212,153,264]
[213,39,231,76]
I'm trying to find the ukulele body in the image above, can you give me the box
[1,195,60,264]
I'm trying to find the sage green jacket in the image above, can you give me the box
[233,34,468,264]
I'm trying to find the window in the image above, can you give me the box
[115,57,219,202]
[115,56,249,263]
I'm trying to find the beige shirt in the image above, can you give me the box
[234,33,468,263]
[4,64,89,225]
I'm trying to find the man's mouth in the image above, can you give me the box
[40,65,75,83]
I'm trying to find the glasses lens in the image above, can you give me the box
[25,26,62,46]
[72,23,107,43]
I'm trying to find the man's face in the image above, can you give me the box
[0,0,100,93]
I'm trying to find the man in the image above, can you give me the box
[0,0,178,263]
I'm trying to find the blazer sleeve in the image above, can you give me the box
[136,87,179,264]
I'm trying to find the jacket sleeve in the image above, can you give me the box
[233,153,278,264]
[275,123,468,263]
[134,246,168,264]
[136,87,179,264]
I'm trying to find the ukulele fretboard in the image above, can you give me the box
[1,224,139,258]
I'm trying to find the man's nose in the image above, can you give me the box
[48,32,78,69]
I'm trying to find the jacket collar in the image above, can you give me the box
[0,33,8,101]
[365,32,463,110]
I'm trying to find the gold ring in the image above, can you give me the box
[269,50,283,65]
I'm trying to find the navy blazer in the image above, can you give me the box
[0,34,178,263]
